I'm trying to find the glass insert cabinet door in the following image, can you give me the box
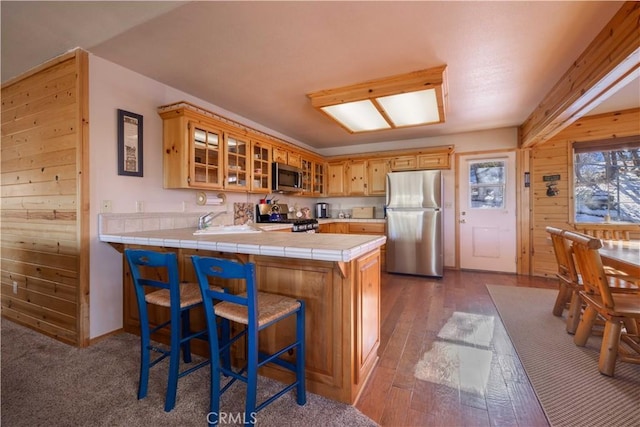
[301,158,313,193]
[314,163,325,194]
[251,141,271,191]
[191,123,223,188]
[469,160,506,209]
[225,133,248,189]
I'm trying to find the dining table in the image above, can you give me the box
[599,239,640,278]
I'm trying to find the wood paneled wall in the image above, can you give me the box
[1,50,90,346]
[530,108,640,278]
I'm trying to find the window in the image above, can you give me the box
[573,137,640,224]
[469,160,506,209]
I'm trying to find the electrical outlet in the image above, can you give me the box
[136,201,144,213]
[12,281,18,294]
[101,200,112,213]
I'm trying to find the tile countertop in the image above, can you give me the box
[99,227,386,262]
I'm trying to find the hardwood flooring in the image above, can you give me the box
[355,269,558,427]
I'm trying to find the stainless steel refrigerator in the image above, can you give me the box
[385,170,443,277]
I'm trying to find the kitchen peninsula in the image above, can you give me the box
[99,214,385,404]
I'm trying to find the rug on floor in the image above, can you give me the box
[0,318,377,427]
[486,285,640,427]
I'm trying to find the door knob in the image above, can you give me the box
[459,219,466,223]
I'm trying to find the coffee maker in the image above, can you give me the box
[315,202,330,218]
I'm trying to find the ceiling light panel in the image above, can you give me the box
[321,101,391,132]
[377,88,440,126]
[308,65,447,134]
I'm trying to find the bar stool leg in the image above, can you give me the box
[246,324,259,424]
[138,310,151,400]
[165,306,181,412]
[181,310,193,363]
[296,302,306,405]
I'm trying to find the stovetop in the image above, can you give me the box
[265,218,318,224]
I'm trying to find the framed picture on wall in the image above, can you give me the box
[117,109,143,177]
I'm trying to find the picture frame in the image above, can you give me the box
[117,109,143,177]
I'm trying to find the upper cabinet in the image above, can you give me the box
[327,162,346,196]
[367,158,390,196]
[326,146,453,196]
[158,102,452,196]
[251,140,272,193]
[273,146,302,169]
[346,160,367,196]
[160,107,225,189]
[159,102,321,194]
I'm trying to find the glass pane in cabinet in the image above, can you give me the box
[207,132,219,148]
[207,151,218,166]
[194,147,206,164]
[194,165,206,183]
[208,167,220,185]
[237,141,247,156]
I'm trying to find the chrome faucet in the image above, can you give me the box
[198,211,225,230]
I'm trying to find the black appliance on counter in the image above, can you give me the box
[315,202,330,218]
[256,203,319,233]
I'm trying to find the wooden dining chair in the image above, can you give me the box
[547,226,584,333]
[546,226,639,334]
[563,231,640,376]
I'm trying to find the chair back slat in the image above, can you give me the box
[562,230,616,309]
[191,255,259,324]
[546,226,579,282]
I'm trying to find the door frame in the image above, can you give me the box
[454,148,530,274]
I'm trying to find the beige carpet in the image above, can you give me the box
[487,285,640,427]
[0,318,377,427]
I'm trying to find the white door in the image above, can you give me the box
[458,152,516,273]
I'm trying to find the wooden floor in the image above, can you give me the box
[355,269,557,427]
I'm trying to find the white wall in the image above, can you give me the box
[89,54,517,338]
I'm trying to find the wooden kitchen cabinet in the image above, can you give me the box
[251,140,272,192]
[287,151,302,169]
[390,155,417,171]
[301,157,313,194]
[224,132,249,190]
[367,158,390,195]
[346,160,367,196]
[162,112,226,189]
[313,162,325,195]
[273,147,288,164]
[327,162,346,196]
[417,152,450,169]
[273,146,303,169]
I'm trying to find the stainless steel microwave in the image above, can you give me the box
[272,162,303,193]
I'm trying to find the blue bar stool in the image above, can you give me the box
[191,255,306,426]
[125,249,217,412]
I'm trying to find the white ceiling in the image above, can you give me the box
[2,1,638,150]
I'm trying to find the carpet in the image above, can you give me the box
[487,285,640,427]
[0,318,377,427]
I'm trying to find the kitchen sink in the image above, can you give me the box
[193,224,263,235]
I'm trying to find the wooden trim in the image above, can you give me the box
[517,149,531,275]
[327,145,454,162]
[307,66,447,107]
[519,1,640,148]
[76,49,91,347]
[1,50,79,89]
